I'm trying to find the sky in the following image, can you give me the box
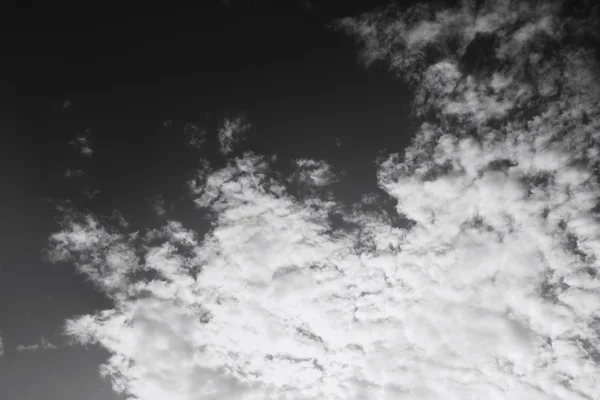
[2,0,600,399]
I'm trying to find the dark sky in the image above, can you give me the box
[2,1,414,399]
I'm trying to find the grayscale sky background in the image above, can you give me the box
[2,0,600,399]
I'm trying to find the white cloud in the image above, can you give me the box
[0,331,3,356]
[46,209,139,294]
[49,147,599,398]
[46,0,600,399]
[147,194,167,216]
[291,159,337,187]
[339,0,600,398]
[69,129,93,157]
[288,159,338,201]
[217,113,251,154]
[64,168,85,178]
[16,337,58,352]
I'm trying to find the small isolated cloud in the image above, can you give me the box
[0,331,3,356]
[147,194,167,216]
[69,130,93,157]
[81,187,102,199]
[63,97,73,109]
[217,113,251,154]
[184,123,207,149]
[299,0,312,11]
[16,337,57,352]
[64,168,85,178]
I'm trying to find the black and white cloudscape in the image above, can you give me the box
[43,0,600,399]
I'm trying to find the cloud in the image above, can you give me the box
[45,0,600,399]
[184,123,207,149]
[146,194,167,216]
[16,337,58,352]
[217,113,251,154]
[0,331,3,356]
[288,158,338,200]
[46,208,139,294]
[69,129,93,157]
[81,187,102,199]
[337,0,600,398]
[64,168,85,178]
[111,210,129,229]
[299,0,312,11]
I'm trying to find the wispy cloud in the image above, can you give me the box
[146,194,167,216]
[217,113,251,154]
[81,187,102,199]
[45,0,600,399]
[16,337,58,352]
[111,210,129,229]
[64,168,85,178]
[69,129,93,157]
[184,123,207,149]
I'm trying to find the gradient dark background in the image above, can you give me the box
[2,1,414,398]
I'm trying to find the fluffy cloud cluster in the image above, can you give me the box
[339,0,600,397]
[47,0,600,399]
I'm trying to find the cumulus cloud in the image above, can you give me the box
[338,0,600,397]
[46,0,600,399]
[217,113,251,154]
[16,337,58,352]
[69,129,93,157]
